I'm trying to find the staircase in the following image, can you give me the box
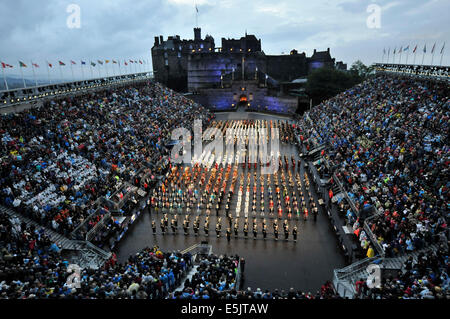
[1,205,111,269]
[333,244,439,298]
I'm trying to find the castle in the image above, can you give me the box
[152,28,346,113]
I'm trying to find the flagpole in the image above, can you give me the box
[405,45,409,65]
[440,43,445,66]
[1,65,8,91]
[105,62,109,78]
[431,45,436,66]
[70,62,75,81]
[387,49,390,64]
[59,63,63,83]
[422,45,426,65]
[399,49,402,64]
[30,60,37,87]
[46,62,52,84]
[19,62,26,88]
[89,62,93,79]
[80,60,85,81]
[413,48,417,65]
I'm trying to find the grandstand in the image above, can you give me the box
[0,63,448,300]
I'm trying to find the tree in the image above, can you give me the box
[306,67,361,105]
[349,60,375,78]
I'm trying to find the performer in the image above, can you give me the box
[284,224,289,241]
[160,218,166,235]
[151,220,157,234]
[234,219,239,238]
[183,219,188,235]
[204,219,209,237]
[293,225,298,242]
[274,224,279,241]
[193,217,199,236]
[171,218,177,234]
[216,218,222,238]
[226,227,231,242]
[253,222,257,239]
[312,205,318,222]
[262,224,267,240]
[243,223,249,239]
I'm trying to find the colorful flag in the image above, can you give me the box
[423,44,427,53]
[113,60,117,64]
[71,60,76,65]
[105,60,110,64]
[393,48,396,54]
[81,61,86,65]
[124,61,128,66]
[32,63,39,68]
[441,42,446,54]
[139,60,143,64]
[19,61,27,67]
[1,62,13,68]
[91,62,96,67]
[129,60,134,63]
[413,45,417,53]
[48,62,53,68]
[97,60,103,65]
[59,61,66,66]
[404,45,409,51]
[431,42,436,54]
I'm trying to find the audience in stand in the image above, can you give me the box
[0,81,213,243]
[297,74,448,257]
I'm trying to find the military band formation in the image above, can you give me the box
[148,119,319,243]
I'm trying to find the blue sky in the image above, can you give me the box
[0,0,449,81]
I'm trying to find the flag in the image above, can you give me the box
[71,60,76,65]
[19,61,27,67]
[105,60,110,64]
[413,45,417,53]
[59,61,66,66]
[1,62,6,68]
[139,60,143,64]
[423,44,426,53]
[383,48,386,54]
[97,60,103,65]
[393,48,396,54]
[48,62,53,68]
[91,62,96,67]
[81,61,86,65]
[404,45,409,51]
[113,60,117,64]
[124,61,128,66]
[2,62,13,68]
[129,60,134,63]
[196,5,198,13]
[32,63,39,68]
[441,42,446,54]
[431,42,436,54]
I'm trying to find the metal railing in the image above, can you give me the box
[0,72,153,107]
[375,63,449,81]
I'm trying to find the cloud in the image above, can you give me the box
[0,0,449,81]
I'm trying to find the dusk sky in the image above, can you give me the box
[0,0,449,81]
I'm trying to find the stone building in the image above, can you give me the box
[151,28,345,113]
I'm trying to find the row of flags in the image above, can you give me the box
[383,43,445,55]
[2,59,147,69]
[1,58,150,90]
[382,42,446,66]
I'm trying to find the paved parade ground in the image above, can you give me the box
[116,112,346,292]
